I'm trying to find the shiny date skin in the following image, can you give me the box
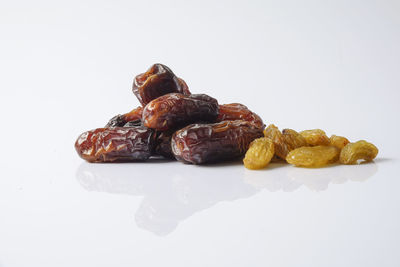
[105,106,143,127]
[171,120,264,164]
[75,127,155,162]
[132,63,190,106]
[142,93,219,131]
[216,103,264,129]
[154,130,175,159]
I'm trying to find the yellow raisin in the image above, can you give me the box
[300,129,330,146]
[263,124,289,159]
[286,146,340,168]
[330,135,350,149]
[282,128,308,151]
[339,140,378,164]
[243,137,275,170]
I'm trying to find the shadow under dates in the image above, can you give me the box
[76,161,378,236]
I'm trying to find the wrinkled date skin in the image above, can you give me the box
[143,93,219,131]
[123,120,142,127]
[171,120,264,164]
[155,130,175,159]
[75,127,155,162]
[216,103,264,129]
[105,106,143,127]
[177,78,191,95]
[132,63,191,106]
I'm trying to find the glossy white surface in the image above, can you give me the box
[1,0,399,266]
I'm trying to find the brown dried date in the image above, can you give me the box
[155,130,175,159]
[75,127,155,162]
[171,120,263,164]
[132,63,190,106]
[105,106,143,127]
[177,77,191,95]
[142,93,219,131]
[123,120,142,127]
[216,103,264,129]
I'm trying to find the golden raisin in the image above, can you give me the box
[263,124,289,159]
[300,129,330,146]
[330,135,350,149]
[243,137,275,170]
[286,146,340,168]
[339,140,378,164]
[282,128,308,151]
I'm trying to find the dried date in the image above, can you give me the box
[105,106,143,127]
[75,127,155,162]
[143,93,219,131]
[171,120,263,164]
[123,120,142,127]
[154,130,175,159]
[132,63,190,106]
[177,77,191,95]
[216,103,264,129]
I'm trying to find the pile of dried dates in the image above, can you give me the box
[75,63,265,165]
[75,63,378,169]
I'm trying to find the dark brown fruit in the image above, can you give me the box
[142,93,219,131]
[123,120,142,127]
[155,130,175,159]
[132,63,190,106]
[123,106,144,122]
[216,103,264,129]
[105,106,143,127]
[177,77,191,95]
[75,127,156,162]
[171,120,263,164]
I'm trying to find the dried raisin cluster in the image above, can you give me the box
[75,63,264,163]
[244,125,378,170]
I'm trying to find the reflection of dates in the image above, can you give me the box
[171,120,263,164]
[132,63,190,106]
[143,93,219,131]
[75,127,155,162]
[105,106,143,127]
[217,103,264,129]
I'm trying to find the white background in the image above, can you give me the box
[0,0,399,266]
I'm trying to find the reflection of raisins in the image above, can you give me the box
[105,106,143,127]
[217,103,264,129]
[75,127,155,162]
[171,120,263,164]
[132,64,190,106]
[143,93,219,131]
